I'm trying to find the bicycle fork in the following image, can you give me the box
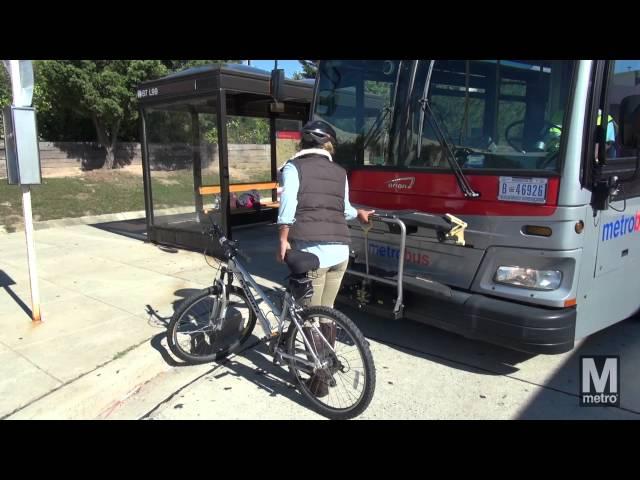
[209,279,227,332]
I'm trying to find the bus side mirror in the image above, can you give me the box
[619,95,640,149]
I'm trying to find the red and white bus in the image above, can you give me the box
[312,60,640,354]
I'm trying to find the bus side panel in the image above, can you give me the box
[575,198,640,338]
[348,224,486,290]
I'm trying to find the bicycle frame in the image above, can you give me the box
[215,256,336,372]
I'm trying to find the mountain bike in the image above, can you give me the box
[166,221,376,419]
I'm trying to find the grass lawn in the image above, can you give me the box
[0,170,193,232]
[1,166,274,233]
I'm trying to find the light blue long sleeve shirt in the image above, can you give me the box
[277,149,358,268]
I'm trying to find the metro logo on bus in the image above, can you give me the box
[601,212,640,241]
[368,242,430,266]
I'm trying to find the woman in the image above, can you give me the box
[276,119,374,397]
[276,119,374,307]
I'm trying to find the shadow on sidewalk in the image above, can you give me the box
[0,270,32,319]
[144,281,323,415]
[146,287,203,368]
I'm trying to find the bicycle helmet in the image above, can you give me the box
[301,120,337,147]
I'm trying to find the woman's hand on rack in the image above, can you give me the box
[357,209,376,225]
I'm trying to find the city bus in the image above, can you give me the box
[311,60,640,354]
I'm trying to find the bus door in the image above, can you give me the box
[590,60,640,330]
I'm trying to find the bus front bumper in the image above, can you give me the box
[337,284,577,355]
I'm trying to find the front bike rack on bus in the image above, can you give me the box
[345,210,468,320]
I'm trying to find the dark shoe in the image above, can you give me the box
[302,321,337,398]
[320,321,337,349]
[306,371,331,398]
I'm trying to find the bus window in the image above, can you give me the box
[604,60,640,161]
[413,60,575,172]
[315,60,403,168]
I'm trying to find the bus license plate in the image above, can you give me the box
[498,177,547,204]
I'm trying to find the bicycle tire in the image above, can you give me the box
[167,285,256,364]
[285,306,376,420]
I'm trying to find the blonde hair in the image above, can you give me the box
[298,140,335,154]
[323,142,335,155]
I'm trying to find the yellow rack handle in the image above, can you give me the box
[444,213,468,246]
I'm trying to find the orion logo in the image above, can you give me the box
[386,177,415,191]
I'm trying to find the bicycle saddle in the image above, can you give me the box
[284,250,320,275]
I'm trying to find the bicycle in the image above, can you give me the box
[166,221,376,420]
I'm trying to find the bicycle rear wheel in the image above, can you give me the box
[167,286,256,363]
[285,306,376,420]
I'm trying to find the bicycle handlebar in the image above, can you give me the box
[204,218,250,262]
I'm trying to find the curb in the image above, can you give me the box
[1,206,195,234]
[4,272,283,420]
[4,336,202,420]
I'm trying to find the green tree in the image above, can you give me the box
[0,62,66,140]
[0,66,11,137]
[292,60,317,80]
[36,60,168,168]
[203,117,270,145]
[163,60,240,71]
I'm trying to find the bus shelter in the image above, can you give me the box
[137,64,313,253]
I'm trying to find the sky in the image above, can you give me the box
[247,60,302,78]
[248,60,640,77]
[614,60,640,73]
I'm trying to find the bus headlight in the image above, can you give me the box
[494,266,562,291]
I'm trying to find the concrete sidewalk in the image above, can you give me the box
[0,222,246,419]
[2,222,639,420]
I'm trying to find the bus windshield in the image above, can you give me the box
[314,60,576,174]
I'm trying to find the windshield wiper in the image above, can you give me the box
[418,97,480,198]
[415,60,479,198]
[362,105,392,152]
[361,61,403,159]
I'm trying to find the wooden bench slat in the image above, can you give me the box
[199,182,278,195]
[203,201,280,214]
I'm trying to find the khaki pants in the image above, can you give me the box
[306,259,349,308]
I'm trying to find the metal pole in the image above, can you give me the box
[139,107,154,237]
[269,115,277,202]
[216,89,232,239]
[9,60,41,323]
[20,184,41,322]
[190,110,204,220]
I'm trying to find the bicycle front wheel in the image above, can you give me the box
[167,286,256,364]
[285,306,376,420]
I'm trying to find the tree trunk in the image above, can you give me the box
[104,146,116,170]
[110,121,121,168]
[92,114,120,169]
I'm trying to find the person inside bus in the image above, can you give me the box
[600,110,618,158]
[547,109,617,158]
[276,120,374,397]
